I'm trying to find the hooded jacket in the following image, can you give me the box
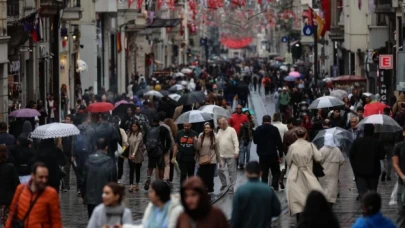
[84,150,115,205]
[75,122,96,155]
[140,194,183,228]
[253,123,284,159]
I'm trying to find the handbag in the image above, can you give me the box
[310,144,325,178]
[11,186,44,228]
[199,151,215,165]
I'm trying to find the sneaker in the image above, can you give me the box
[220,186,227,191]
[381,171,386,182]
[135,184,140,191]
[144,178,151,191]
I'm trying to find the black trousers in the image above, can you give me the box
[117,156,124,180]
[253,83,257,91]
[260,158,280,190]
[87,204,97,218]
[75,152,89,191]
[198,164,216,193]
[128,162,142,185]
[179,161,195,185]
[169,151,174,182]
[356,175,379,197]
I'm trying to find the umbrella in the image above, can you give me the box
[288,71,301,78]
[279,65,288,71]
[177,91,206,105]
[181,68,192,74]
[362,92,374,99]
[87,102,115,113]
[76,60,88,72]
[199,105,230,118]
[357,114,402,132]
[175,110,213,124]
[144,90,163,98]
[323,77,332,82]
[242,108,255,115]
[168,94,181,101]
[284,76,297,82]
[31,123,80,139]
[136,89,149,97]
[270,62,283,68]
[160,90,170,96]
[364,102,389,117]
[308,96,345,109]
[330,89,349,100]
[312,127,354,152]
[169,84,184,92]
[113,103,135,117]
[10,108,41,118]
[114,100,128,108]
[174,72,185,77]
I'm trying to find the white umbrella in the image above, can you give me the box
[170,84,184,91]
[323,77,332,82]
[168,94,181,101]
[144,90,163,98]
[356,114,402,133]
[175,110,213,124]
[363,92,374,97]
[76,60,88,72]
[199,105,230,118]
[31,123,80,139]
[174,72,185,77]
[279,65,288,71]
[308,96,345,109]
[181,68,192,74]
[330,89,348,100]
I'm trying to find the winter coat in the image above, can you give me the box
[18,121,32,145]
[253,124,284,160]
[228,113,248,135]
[352,212,395,228]
[87,204,133,228]
[9,145,35,176]
[84,150,115,205]
[128,132,144,164]
[95,122,120,158]
[318,146,345,203]
[0,162,19,205]
[286,139,323,215]
[75,122,96,156]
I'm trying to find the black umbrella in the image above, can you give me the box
[136,89,149,97]
[112,103,136,117]
[160,90,170,96]
[177,91,206,105]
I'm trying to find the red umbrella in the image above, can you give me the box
[364,102,390,117]
[87,102,115,113]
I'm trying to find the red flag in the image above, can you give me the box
[167,0,174,9]
[157,0,164,9]
[321,0,330,36]
[137,0,143,10]
[128,0,134,8]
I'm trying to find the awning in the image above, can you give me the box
[147,18,182,28]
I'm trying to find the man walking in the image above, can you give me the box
[229,104,248,136]
[253,115,284,190]
[173,122,198,185]
[217,118,239,193]
[158,111,175,184]
[61,114,74,191]
[231,161,281,228]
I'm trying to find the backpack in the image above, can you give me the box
[75,129,89,153]
[146,126,163,158]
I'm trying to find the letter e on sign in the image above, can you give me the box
[379,55,393,69]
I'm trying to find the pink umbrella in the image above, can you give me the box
[114,100,128,108]
[288,71,301,78]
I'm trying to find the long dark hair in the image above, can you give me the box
[128,121,142,137]
[200,122,215,149]
[180,177,212,220]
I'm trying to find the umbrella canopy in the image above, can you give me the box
[160,90,170,96]
[242,108,255,115]
[174,72,185,78]
[364,102,389,117]
[363,92,373,97]
[332,75,366,83]
[330,89,348,100]
[284,76,297,82]
[279,65,288,71]
[31,123,80,139]
[312,127,354,152]
[288,71,301,78]
[177,91,206,105]
[270,62,283,68]
[199,105,230,118]
[10,108,41,118]
[87,102,115,113]
[308,96,345,109]
[169,84,184,92]
[112,103,136,117]
[181,68,192,74]
[144,90,163,98]
[114,100,128,108]
[175,110,213,124]
[168,94,181,101]
[136,89,149,97]
[357,114,402,132]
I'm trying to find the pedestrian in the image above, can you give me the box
[252,74,258,92]
[280,118,301,187]
[231,161,281,228]
[217,118,239,193]
[0,122,15,149]
[296,191,340,228]
[228,104,248,135]
[61,114,74,191]
[9,130,35,183]
[173,122,198,186]
[83,138,116,217]
[286,127,323,222]
[253,115,284,190]
[87,182,133,228]
[127,122,144,192]
[176,176,229,228]
[195,122,221,193]
[352,192,395,228]
[5,162,62,228]
[144,115,171,190]
[35,138,66,192]
[0,144,19,226]
[272,112,288,140]
[135,180,183,228]
[392,126,405,227]
[164,118,178,183]
[318,133,345,207]
[238,119,252,169]
[350,124,386,200]
[278,87,290,119]
[158,112,175,185]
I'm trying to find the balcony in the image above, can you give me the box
[374,0,395,14]
[61,0,82,21]
[95,0,117,13]
[328,25,344,41]
[40,0,66,15]
[7,0,19,23]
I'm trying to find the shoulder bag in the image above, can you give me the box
[311,143,325,178]
[11,187,44,228]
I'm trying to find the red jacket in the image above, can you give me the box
[229,113,249,135]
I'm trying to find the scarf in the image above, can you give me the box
[101,204,125,226]
[147,201,171,228]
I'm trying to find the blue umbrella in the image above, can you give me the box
[271,62,283,68]
[242,108,255,115]
[284,75,297,82]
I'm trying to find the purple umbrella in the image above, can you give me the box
[115,100,128,108]
[10,108,41,118]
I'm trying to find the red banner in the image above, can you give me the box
[321,0,330,36]
[167,0,174,9]
[128,0,134,8]
[157,0,164,9]
[137,0,143,10]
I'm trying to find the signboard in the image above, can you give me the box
[303,25,313,36]
[397,51,405,91]
[380,70,387,103]
[379,54,393,69]
[281,36,288,43]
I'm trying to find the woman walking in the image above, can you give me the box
[164,118,178,183]
[87,182,133,228]
[195,122,221,193]
[286,127,323,222]
[127,122,144,192]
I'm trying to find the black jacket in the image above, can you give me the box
[253,124,284,160]
[10,145,35,176]
[0,162,19,205]
[349,136,386,177]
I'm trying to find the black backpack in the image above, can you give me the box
[146,126,163,158]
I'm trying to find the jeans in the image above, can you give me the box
[218,158,237,191]
[260,157,280,190]
[117,156,125,180]
[356,175,379,197]
[129,162,142,185]
[238,140,251,166]
[179,161,195,185]
[198,164,216,193]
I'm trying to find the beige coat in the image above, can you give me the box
[128,132,144,164]
[318,146,345,203]
[286,139,323,215]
